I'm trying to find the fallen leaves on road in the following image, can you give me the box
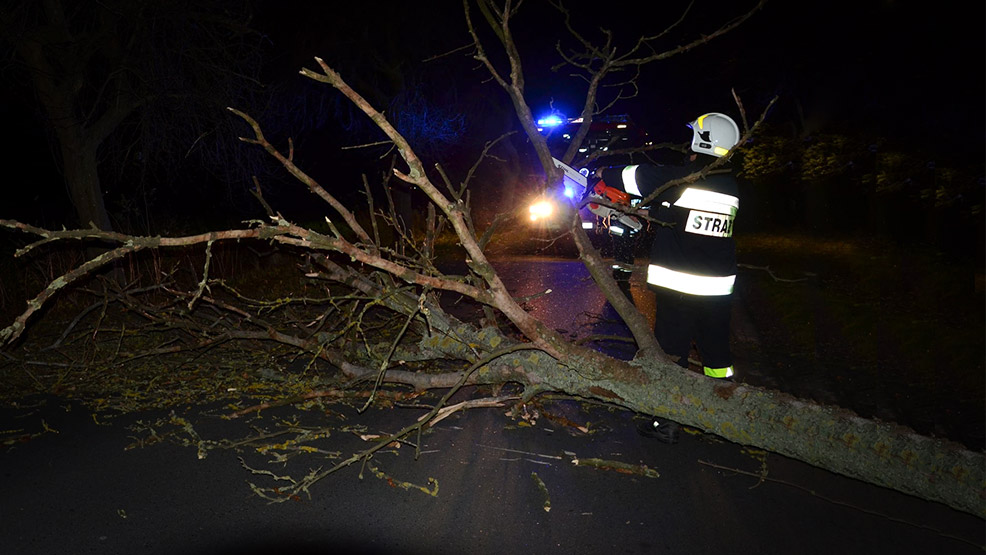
[531,472,551,512]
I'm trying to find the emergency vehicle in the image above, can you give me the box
[536,113,650,156]
[527,113,650,234]
[527,113,651,275]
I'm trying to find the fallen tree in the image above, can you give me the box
[1,1,983,517]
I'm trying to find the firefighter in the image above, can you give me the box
[596,112,741,443]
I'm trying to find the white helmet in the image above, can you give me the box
[688,112,740,157]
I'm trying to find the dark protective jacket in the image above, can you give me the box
[599,156,739,296]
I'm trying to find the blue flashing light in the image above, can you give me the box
[537,114,564,127]
[563,186,575,199]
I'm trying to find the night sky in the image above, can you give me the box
[244,0,986,181]
[1,0,983,225]
[514,0,983,156]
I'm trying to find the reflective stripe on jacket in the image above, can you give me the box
[646,264,736,296]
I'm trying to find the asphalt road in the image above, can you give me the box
[1,392,982,555]
[1,256,983,554]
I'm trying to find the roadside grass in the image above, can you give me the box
[736,232,985,447]
[737,233,983,371]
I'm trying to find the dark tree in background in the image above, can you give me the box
[252,2,480,230]
[0,0,281,233]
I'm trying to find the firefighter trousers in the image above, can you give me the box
[652,286,732,370]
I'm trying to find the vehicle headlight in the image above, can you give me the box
[529,200,554,221]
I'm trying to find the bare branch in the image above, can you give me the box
[227,107,375,249]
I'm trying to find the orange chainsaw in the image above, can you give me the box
[551,157,643,233]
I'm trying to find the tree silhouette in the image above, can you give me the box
[0,0,274,233]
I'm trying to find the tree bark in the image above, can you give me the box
[60,139,113,231]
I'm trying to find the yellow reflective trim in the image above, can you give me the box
[697,114,708,129]
[713,146,730,156]
[704,366,734,378]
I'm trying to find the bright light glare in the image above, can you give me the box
[563,186,575,199]
[537,115,564,127]
[529,200,554,221]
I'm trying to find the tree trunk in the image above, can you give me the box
[12,0,116,233]
[409,296,984,517]
[314,257,984,516]
[60,138,112,231]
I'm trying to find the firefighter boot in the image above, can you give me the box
[637,418,680,444]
